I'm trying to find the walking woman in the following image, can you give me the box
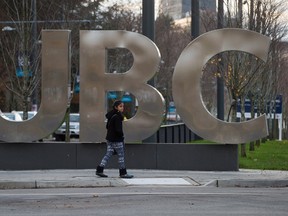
[96,100,133,178]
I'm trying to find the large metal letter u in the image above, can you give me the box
[0,30,71,142]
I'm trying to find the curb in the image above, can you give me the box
[1,179,288,189]
[205,179,288,188]
[0,181,37,189]
[0,179,127,189]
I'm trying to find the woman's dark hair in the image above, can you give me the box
[113,100,123,109]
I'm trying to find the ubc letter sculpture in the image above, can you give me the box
[0,29,270,143]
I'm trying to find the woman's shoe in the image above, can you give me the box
[119,168,133,178]
[96,172,108,178]
[96,165,108,178]
[120,173,134,179]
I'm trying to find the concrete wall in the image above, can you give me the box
[0,142,238,171]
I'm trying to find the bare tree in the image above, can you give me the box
[0,0,105,118]
[101,2,141,76]
[154,13,191,123]
[200,0,287,153]
[277,42,288,139]
[0,0,41,119]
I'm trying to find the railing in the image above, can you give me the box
[156,123,199,143]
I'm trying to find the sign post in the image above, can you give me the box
[275,95,283,141]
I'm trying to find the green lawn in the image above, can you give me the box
[239,140,288,170]
[190,139,288,170]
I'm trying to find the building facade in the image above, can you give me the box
[161,0,216,20]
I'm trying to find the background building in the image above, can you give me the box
[161,0,216,20]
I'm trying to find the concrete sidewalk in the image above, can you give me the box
[0,169,287,189]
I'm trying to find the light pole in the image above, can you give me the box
[191,0,199,38]
[217,0,224,121]
[142,0,157,143]
[142,0,155,86]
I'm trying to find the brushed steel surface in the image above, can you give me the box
[172,28,270,144]
[80,30,165,142]
[0,30,71,142]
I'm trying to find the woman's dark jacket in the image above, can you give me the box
[105,109,124,142]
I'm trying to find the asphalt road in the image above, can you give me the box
[0,186,287,216]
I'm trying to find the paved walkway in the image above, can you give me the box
[0,169,287,189]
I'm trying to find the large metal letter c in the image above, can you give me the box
[172,29,270,144]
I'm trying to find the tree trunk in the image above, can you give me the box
[256,139,261,147]
[22,94,30,120]
[249,141,255,151]
[240,143,247,157]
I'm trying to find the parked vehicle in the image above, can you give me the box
[15,111,37,120]
[0,111,23,121]
[53,113,80,141]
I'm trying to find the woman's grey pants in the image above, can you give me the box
[99,141,125,169]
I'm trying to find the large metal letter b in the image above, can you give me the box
[80,30,165,142]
